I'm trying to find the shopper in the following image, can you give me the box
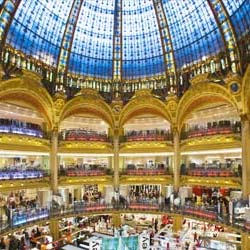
[0,238,5,250]
[193,231,197,242]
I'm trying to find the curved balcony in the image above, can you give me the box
[12,207,50,227]
[186,168,237,177]
[122,168,169,176]
[181,121,241,140]
[122,130,172,142]
[60,129,109,142]
[0,119,45,138]
[60,168,112,177]
[0,169,49,180]
[1,201,249,234]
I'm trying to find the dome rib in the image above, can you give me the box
[207,0,242,74]
[56,0,84,85]
[152,0,177,93]
[112,0,123,82]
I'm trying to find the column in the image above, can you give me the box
[113,134,120,192]
[50,129,59,194]
[74,187,82,201]
[241,115,250,198]
[108,156,113,174]
[49,218,59,241]
[161,184,167,197]
[112,212,121,228]
[173,129,181,192]
[241,232,250,250]
[173,214,183,233]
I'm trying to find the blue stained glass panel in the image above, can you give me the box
[122,0,165,79]
[222,0,250,38]
[6,0,72,66]
[162,0,224,69]
[69,0,115,79]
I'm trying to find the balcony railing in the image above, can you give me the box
[0,169,49,180]
[60,168,112,177]
[122,168,169,176]
[12,207,50,227]
[60,129,109,142]
[181,123,241,140]
[121,131,172,143]
[186,168,237,177]
[0,126,45,138]
[1,201,249,234]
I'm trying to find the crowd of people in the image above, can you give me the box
[0,226,49,250]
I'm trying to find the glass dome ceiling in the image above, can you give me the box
[4,0,250,80]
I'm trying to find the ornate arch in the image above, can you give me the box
[59,89,115,128]
[0,72,54,128]
[119,90,172,127]
[176,76,239,130]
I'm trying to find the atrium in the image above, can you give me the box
[0,0,250,249]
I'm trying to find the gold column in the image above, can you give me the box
[50,218,59,240]
[161,184,166,197]
[74,187,81,201]
[173,214,183,233]
[241,115,250,198]
[50,128,58,194]
[112,212,121,228]
[241,232,250,250]
[173,129,180,192]
[113,133,120,192]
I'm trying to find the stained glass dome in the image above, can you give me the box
[2,0,250,80]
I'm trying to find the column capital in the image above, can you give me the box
[171,125,180,136]
[240,113,250,122]
[51,125,59,134]
[113,127,120,138]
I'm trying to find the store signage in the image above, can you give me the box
[91,241,100,250]
[229,201,233,224]
[139,234,150,250]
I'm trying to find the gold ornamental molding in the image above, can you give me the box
[0,178,50,192]
[0,133,50,151]
[59,141,113,154]
[119,89,172,127]
[120,175,173,185]
[181,176,241,189]
[176,76,240,130]
[59,176,112,186]
[120,141,173,153]
[181,134,241,151]
[59,89,115,128]
[0,71,54,128]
